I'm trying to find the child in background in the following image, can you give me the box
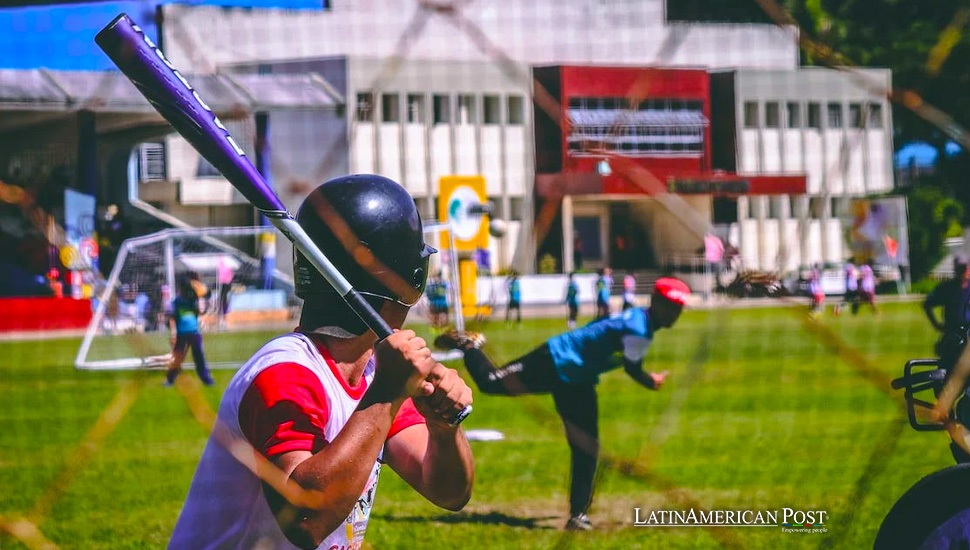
[809,266,825,318]
[566,272,580,329]
[595,268,613,319]
[857,263,879,315]
[425,271,450,332]
[166,274,214,386]
[506,271,522,324]
[622,273,636,310]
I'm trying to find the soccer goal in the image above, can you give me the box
[74,226,297,371]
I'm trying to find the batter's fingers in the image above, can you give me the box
[410,336,427,351]
[425,363,449,384]
[434,385,465,414]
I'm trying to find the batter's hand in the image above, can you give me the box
[414,363,473,428]
[373,330,436,401]
[649,370,670,390]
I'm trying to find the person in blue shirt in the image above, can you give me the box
[506,271,522,324]
[436,277,690,531]
[165,274,214,386]
[595,267,613,319]
[425,271,450,332]
[565,272,580,329]
[925,255,970,355]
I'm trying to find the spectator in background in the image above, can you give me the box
[166,273,214,387]
[835,260,859,316]
[425,271,450,332]
[573,232,584,271]
[809,265,825,318]
[565,271,580,329]
[259,231,276,290]
[217,256,234,329]
[622,273,636,310]
[595,268,613,319]
[506,270,522,325]
[857,263,879,315]
[925,255,970,355]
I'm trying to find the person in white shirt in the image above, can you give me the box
[169,175,474,550]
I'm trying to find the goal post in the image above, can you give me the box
[74,226,296,371]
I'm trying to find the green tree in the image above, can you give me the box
[905,180,963,281]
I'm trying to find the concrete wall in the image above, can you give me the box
[161,1,798,74]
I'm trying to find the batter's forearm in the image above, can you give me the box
[421,425,474,511]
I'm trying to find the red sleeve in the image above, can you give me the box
[387,398,426,440]
[238,363,330,458]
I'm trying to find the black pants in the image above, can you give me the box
[464,345,599,517]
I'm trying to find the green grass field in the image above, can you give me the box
[0,302,956,549]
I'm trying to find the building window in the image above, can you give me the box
[507,95,524,124]
[483,95,501,125]
[849,103,864,128]
[743,101,759,128]
[786,102,801,128]
[138,142,166,182]
[565,96,707,156]
[356,92,374,122]
[197,156,221,177]
[769,196,790,219]
[381,93,400,123]
[407,94,425,124]
[458,94,477,125]
[827,102,843,128]
[807,103,821,129]
[809,197,827,219]
[433,94,451,124]
[765,102,780,128]
[868,103,884,128]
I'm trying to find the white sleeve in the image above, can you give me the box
[622,335,652,362]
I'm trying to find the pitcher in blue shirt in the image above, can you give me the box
[436,277,690,531]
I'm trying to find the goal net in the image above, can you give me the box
[74,226,297,370]
[75,223,462,370]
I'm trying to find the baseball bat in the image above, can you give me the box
[95,13,471,426]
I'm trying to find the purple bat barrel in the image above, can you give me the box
[95,14,287,215]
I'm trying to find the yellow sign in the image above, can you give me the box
[437,176,489,251]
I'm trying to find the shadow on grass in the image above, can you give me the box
[373,511,558,530]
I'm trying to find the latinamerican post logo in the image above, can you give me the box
[633,508,828,533]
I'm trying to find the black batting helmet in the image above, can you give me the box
[294,174,435,314]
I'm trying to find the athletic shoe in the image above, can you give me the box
[565,514,592,531]
[163,380,175,388]
[433,330,486,351]
[200,376,216,387]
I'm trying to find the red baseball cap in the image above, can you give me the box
[654,277,690,305]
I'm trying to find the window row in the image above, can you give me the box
[743,101,884,130]
[738,196,859,220]
[567,135,704,154]
[567,97,704,113]
[356,92,525,125]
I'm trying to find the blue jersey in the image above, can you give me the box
[508,278,521,302]
[547,307,653,384]
[426,280,449,308]
[170,296,200,334]
[566,281,579,306]
[596,276,611,303]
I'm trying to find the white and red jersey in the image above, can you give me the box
[168,332,424,550]
[860,265,876,293]
[845,263,858,292]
